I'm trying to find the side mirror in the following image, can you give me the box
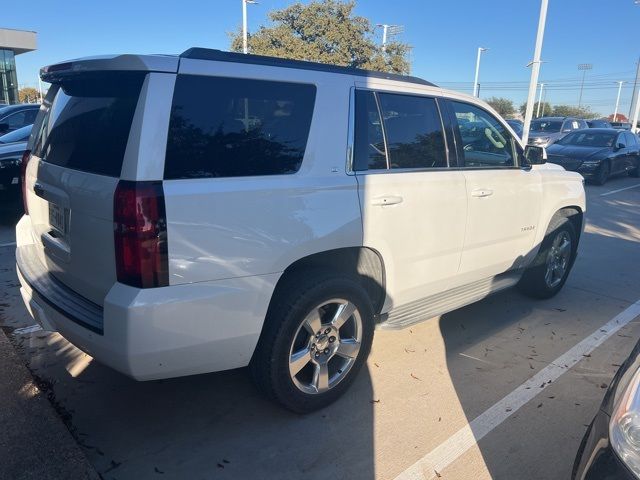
[0,123,8,134]
[615,143,625,151]
[524,145,547,165]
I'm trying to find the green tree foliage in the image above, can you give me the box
[18,87,40,103]
[551,104,593,118]
[229,0,411,74]
[485,97,515,118]
[519,101,552,118]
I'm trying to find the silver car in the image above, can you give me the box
[528,116,588,147]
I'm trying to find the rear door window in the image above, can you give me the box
[32,72,145,177]
[165,75,316,179]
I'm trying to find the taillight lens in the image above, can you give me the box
[21,149,31,214]
[113,181,169,288]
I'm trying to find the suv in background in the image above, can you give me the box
[587,119,613,129]
[528,116,588,147]
[16,50,585,412]
[610,121,632,130]
[0,104,40,134]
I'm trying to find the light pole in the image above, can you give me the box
[242,0,258,54]
[376,24,404,52]
[577,63,592,108]
[522,0,549,145]
[613,81,626,122]
[473,47,488,98]
[633,82,640,133]
[536,83,545,118]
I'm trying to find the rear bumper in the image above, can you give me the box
[15,215,279,380]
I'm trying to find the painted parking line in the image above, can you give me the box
[13,324,43,335]
[394,299,640,480]
[0,241,16,248]
[600,183,640,197]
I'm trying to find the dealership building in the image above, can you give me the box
[0,28,37,105]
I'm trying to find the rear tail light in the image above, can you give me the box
[113,181,169,288]
[21,149,32,214]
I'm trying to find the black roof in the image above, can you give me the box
[180,48,437,87]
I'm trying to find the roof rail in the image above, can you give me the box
[180,48,437,87]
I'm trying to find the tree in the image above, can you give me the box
[519,101,552,118]
[607,113,628,122]
[229,0,411,74]
[551,104,593,118]
[485,97,515,117]
[18,87,40,103]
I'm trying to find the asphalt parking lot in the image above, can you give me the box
[1,176,639,480]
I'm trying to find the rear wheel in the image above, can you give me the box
[593,160,610,186]
[250,271,374,413]
[518,215,577,299]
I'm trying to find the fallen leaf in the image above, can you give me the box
[600,383,608,389]
[434,470,442,478]
[537,403,543,408]
[154,467,165,474]
[404,348,415,353]
[374,363,380,368]
[554,308,566,312]
[547,396,555,399]
[217,463,225,469]
[411,373,421,381]
[370,399,380,404]
[529,363,535,369]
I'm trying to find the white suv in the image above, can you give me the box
[16,49,586,412]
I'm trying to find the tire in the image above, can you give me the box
[592,160,610,186]
[518,215,577,300]
[250,270,375,413]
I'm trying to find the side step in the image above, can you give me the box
[378,271,522,330]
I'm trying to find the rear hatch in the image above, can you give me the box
[24,71,146,306]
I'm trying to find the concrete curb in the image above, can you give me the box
[0,328,100,480]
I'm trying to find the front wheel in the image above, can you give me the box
[518,216,577,299]
[250,271,374,413]
[593,160,610,186]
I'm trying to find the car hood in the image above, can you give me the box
[0,141,27,156]
[546,144,610,162]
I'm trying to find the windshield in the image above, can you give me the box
[0,124,32,144]
[556,131,616,148]
[530,120,562,132]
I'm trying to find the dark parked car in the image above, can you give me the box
[546,129,640,185]
[506,119,523,137]
[611,121,632,130]
[587,119,613,129]
[0,125,31,191]
[0,104,39,134]
[573,338,640,480]
[527,116,589,147]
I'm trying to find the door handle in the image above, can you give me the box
[471,188,493,198]
[371,195,403,206]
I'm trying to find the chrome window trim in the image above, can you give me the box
[373,91,391,170]
[346,86,356,174]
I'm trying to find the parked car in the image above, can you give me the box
[587,119,613,129]
[546,129,640,185]
[0,125,31,191]
[506,119,523,137]
[611,121,633,130]
[16,49,586,412]
[528,116,589,147]
[0,104,39,134]
[573,338,640,479]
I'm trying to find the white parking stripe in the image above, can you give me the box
[600,183,640,197]
[13,324,43,335]
[394,299,640,480]
[0,241,16,248]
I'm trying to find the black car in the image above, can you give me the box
[0,125,31,191]
[587,119,613,129]
[506,119,523,137]
[546,129,640,185]
[573,339,640,479]
[0,104,39,134]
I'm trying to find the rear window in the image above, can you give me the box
[32,72,145,177]
[165,75,316,179]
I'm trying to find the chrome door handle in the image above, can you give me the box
[371,195,403,206]
[471,188,493,198]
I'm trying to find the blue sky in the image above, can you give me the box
[5,0,640,115]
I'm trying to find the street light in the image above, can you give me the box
[473,47,488,98]
[522,0,549,145]
[242,0,258,54]
[577,63,593,108]
[536,83,545,118]
[613,81,626,122]
[376,24,404,52]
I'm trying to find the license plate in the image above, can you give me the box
[48,203,68,236]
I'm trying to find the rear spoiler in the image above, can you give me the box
[40,54,179,84]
